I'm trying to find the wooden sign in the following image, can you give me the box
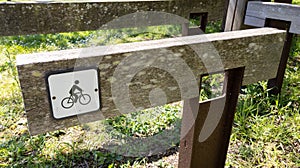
[16,28,285,135]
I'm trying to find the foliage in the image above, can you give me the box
[106,104,181,137]
[0,32,93,50]
[205,21,222,34]
[88,25,181,46]
[293,0,300,5]
[200,73,225,101]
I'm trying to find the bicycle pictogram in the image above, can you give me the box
[61,80,91,109]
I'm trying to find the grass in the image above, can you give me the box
[106,104,181,137]
[1,6,300,168]
[294,0,300,4]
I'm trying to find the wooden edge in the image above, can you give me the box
[245,1,300,34]
[17,28,285,65]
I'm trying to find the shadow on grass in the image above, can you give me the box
[1,118,182,167]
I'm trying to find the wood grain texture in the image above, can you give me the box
[224,0,249,31]
[16,28,285,135]
[245,1,300,34]
[0,0,226,36]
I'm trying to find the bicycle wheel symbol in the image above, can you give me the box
[79,94,91,105]
[61,97,75,109]
[61,94,91,109]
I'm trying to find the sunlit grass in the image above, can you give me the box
[293,0,300,5]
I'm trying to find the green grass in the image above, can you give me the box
[0,21,300,167]
[293,0,300,4]
[106,104,181,137]
[225,35,300,167]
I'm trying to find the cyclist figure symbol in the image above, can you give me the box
[61,80,91,109]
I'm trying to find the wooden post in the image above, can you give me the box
[178,3,243,166]
[178,67,245,168]
[177,1,250,167]
[266,0,294,95]
[182,13,208,36]
[224,0,249,31]
[241,0,295,94]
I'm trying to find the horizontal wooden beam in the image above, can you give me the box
[245,1,300,34]
[17,28,285,135]
[0,0,226,36]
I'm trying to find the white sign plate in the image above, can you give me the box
[47,69,100,119]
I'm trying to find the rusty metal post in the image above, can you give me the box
[266,0,293,95]
[178,67,244,168]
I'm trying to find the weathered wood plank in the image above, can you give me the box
[17,28,285,135]
[224,0,237,31]
[245,1,300,34]
[0,0,226,36]
[224,0,248,31]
